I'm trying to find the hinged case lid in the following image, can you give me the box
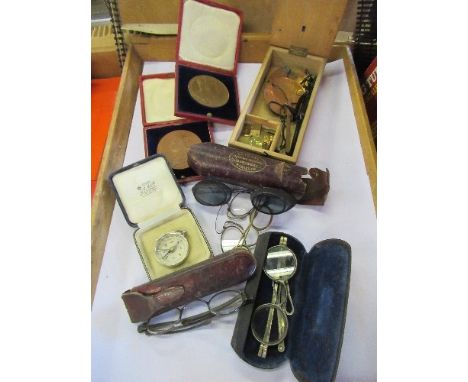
[176,0,243,75]
[139,73,214,183]
[140,73,183,126]
[109,155,185,228]
[270,0,349,59]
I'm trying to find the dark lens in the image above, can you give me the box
[192,180,232,206]
[251,187,296,215]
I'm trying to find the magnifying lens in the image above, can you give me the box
[264,239,297,315]
[252,236,297,357]
[251,302,288,347]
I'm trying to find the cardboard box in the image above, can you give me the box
[228,0,348,163]
[109,155,213,280]
[174,0,243,125]
[139,73,213,183]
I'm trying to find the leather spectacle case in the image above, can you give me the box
[187,143,330,205]
[122,247,256,323]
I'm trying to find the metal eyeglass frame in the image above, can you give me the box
[137,290,252,335]
[192,179,296,217]
[219,208,272,252]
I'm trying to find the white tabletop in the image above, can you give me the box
[92,59,377,381]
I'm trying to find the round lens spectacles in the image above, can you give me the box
[192,179,296,215]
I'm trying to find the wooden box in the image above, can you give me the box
[228,0,349,163]
[139,72,213,183]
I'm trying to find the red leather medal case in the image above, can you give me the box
[139,73,213,183]
[175,0,243,125]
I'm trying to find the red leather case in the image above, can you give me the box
[174,0,243,125]
[140,73,214,183]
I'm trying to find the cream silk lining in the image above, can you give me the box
[142,78,181,124]
[134,209,211,279]
[113,157,211,280]
[112,157,183,225]
[179,0,240,72]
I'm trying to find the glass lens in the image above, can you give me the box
[243,225,259,248]
[265,246,297,281]
[143,308,182,334]
[250,210,273,231]
[251,187,296,215]
[209,290,244,315]
[251,303,288,346]
[192,180,232,206]
[221,224,244,252]
[181,299,209,321]
[228,192,252,218]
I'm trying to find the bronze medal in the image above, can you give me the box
[187,75,230,108]
[157,130,202,170]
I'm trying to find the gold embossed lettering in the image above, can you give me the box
[229,152,266,173]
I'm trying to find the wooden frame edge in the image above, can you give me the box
[127,33,271,63]
[331,45,377,211]
[91,45,144,303]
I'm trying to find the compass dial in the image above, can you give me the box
[154,231,190,267]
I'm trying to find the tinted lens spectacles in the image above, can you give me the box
[192,179,296,215]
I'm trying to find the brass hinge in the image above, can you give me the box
[288,46,308,57]
[334,31,355,45]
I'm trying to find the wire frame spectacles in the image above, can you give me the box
[192,179,296,216]
[137,290,251,335]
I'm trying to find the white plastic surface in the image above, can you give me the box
[92,60,377,382]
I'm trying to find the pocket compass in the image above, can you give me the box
[154,231,190,267]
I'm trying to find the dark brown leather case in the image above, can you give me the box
[188,143,330,205]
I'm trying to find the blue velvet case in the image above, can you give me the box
[144,121,211,182]
[231,232,351,382]
[175,65,240,124]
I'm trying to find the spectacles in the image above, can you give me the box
[218,209,272,252]
[137,290,251,335]
[287,72,316,156]
[264,69,316,155]
[192,179,296,216]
